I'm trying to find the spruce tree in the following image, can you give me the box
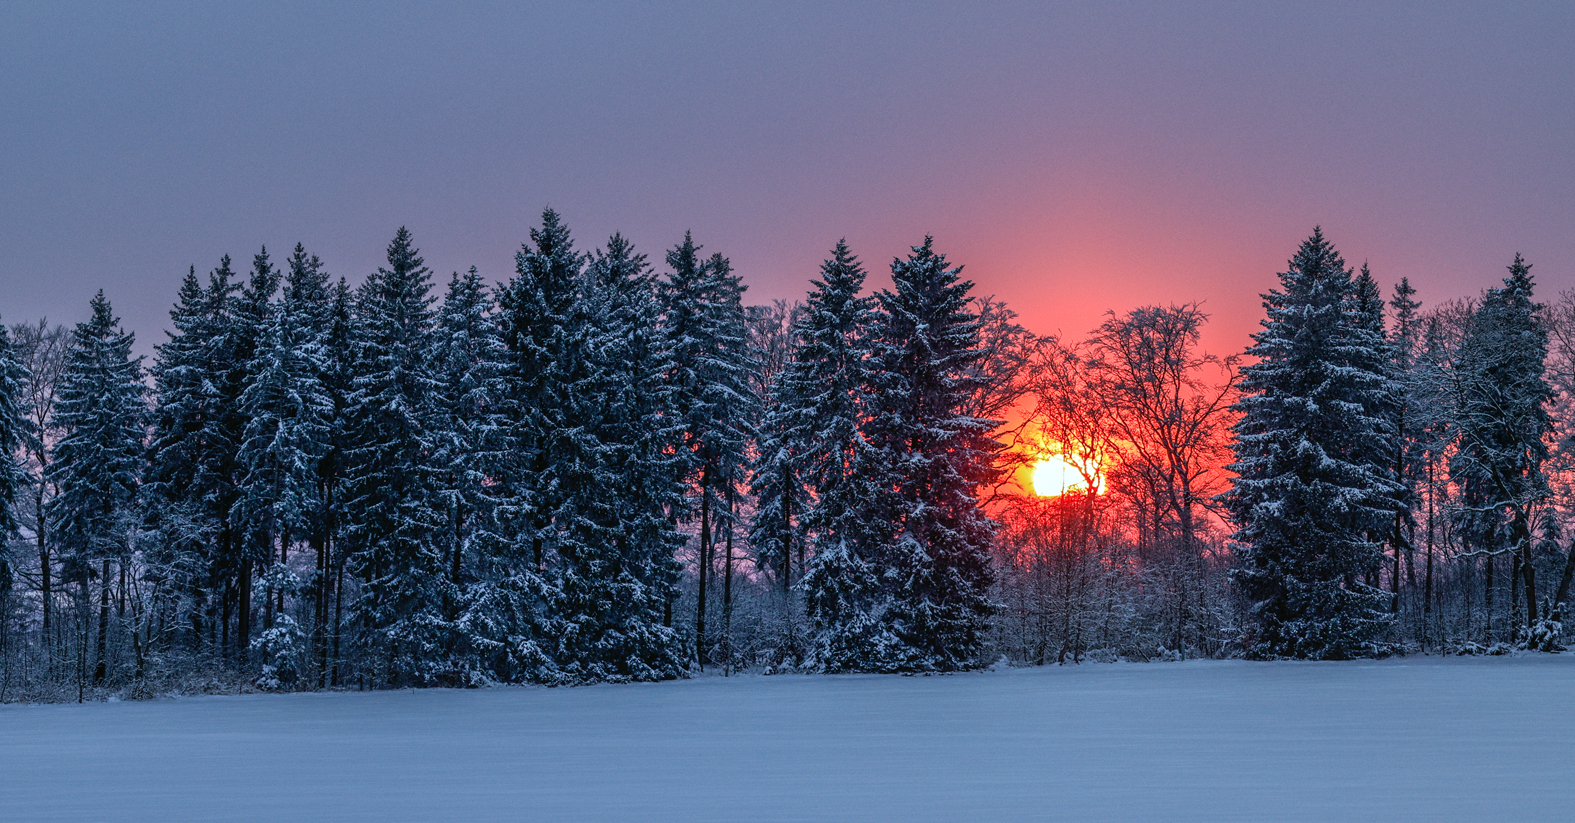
[772,241,891,671]
[1225,228,1401,659]
[431,267,503,590]
[226,248,281,658]
[555,233,687,681]
[490,208,591,682]
[276,244,342,683]
[46,292,146,683]
[429,265,508,683]
[342,227,446,685]
[496,209,583,569]
[237,250,332,666]
[861,237,999,671]
[1349,264,1403,596]
[747,355,805,597]
[1387,277,1423,618]
[314,277,357,684]
[660,232,754,669]
[146,259,246,657]
[1449,254,1553,644]
[0,319,29,597]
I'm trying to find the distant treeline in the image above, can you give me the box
[0,215,1570,699]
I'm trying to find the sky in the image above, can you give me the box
[3,1,1572,357]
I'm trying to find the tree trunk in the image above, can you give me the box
[313,529,327,687]
[1484,553,1494,645]
[781,461,792,593]
[36,484,50,664]
[94,558,111,684]
[237,557,253,664]
[723,488,735,675]
[1511,551,1523,631]
[264,530,276,631]
[1391,512,1404,614]
[332,550,344,687]
[695,468,710,670]
[1522,539,1538,629]
[1551,536,1575,619]
[277,530,287,617]
[1423,458,1436,648]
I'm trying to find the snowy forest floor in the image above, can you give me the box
[4,656,1574,822]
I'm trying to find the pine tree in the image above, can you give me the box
[770,241,889,670]
[860,237,999,671]
[146,259,246,657]
[237,249,333,673]
[429,265,508,684]
[496,209,583,570]
[488,208,593,682]
[226,248,281,659]
[749,368,806,594]
[46,292,146,683]
[553,232,687,681]
[1225,228,1402,659]
[1387,277,1424,620]
[315,277,357,685]
[660,232,754,669]
[751,245,871,596]
[0,319,30,598]
[431,267,502,585]
[1349,264,1403,597]
[342,227,446,685]
[1449,254,1553,645]
[273,245,343,684]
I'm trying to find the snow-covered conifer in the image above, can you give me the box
[859,237,999,671]
[431,267,504,590]
[1225,228,1401,659]
[46,291,146,682]
[1449,254,1553,642]
[342,227,447,685]
[552,233,687,681]
[146,259,248,655]
[237,249,333,632]
[660,232,754,668]
[771,241,888,669]
[0,319,30,599]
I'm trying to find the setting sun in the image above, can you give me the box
[1031,456,1099,498]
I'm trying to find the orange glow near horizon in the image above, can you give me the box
[1030,455,1102,498]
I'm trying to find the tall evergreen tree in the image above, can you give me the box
[225,248,281,658]
[860,237,999,671]
[661,232,754,668]
[46,292,146,683]
[1387,277,1424,617]
[274,244,342,683]
[146,259,246,656]
[314,277,357,684]
[431,267,503,593]
[1449,254,1553,643]
[428,266,509,683]
[1225,228,1402,659]
[237,251,332,658]
[769,241,888,670]
[751,244,871,595]
[1349,264,1403,596]
[489,208,592,681]
[0,318,30,598]
[342,227,446,685]
[553,233,687,681]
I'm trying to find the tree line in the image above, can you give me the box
[0,219,1569,699]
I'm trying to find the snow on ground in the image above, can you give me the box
[4,655,1575,822]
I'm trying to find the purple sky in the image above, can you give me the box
[3,1,1571,356]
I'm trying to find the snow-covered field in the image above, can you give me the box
[4,656,1574,822]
